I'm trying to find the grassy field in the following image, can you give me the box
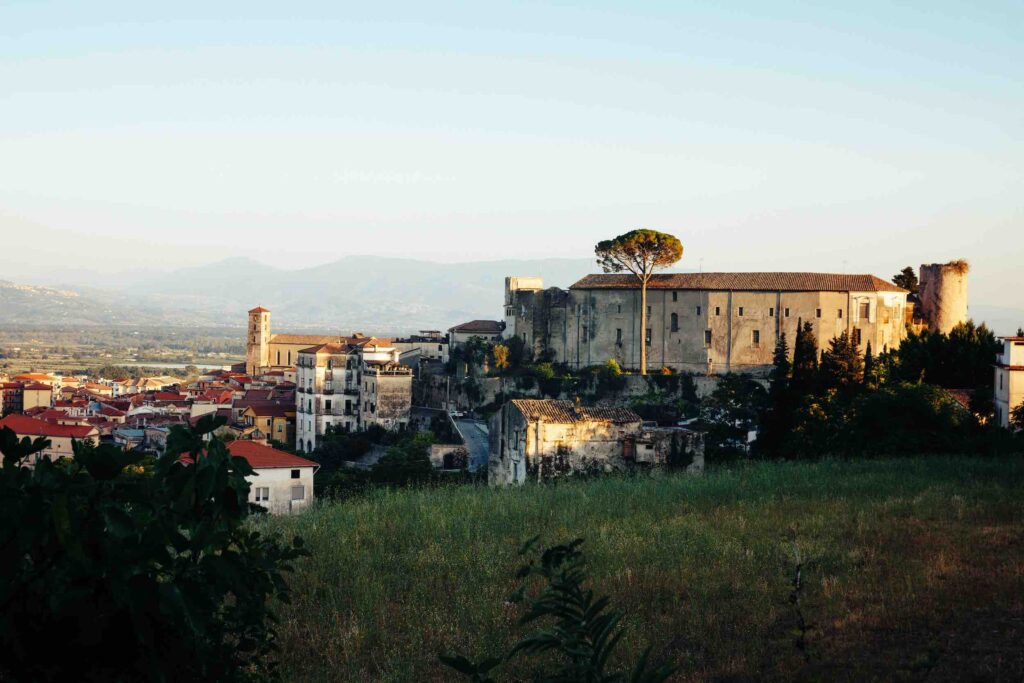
[260,458,1024,682]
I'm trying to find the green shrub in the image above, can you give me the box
[0,417,307,682]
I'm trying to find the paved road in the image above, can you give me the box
[455,418,489,472]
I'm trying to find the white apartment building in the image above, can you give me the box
[295,336,413,453]
[995,336,1024,429]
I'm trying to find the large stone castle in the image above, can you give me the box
[503,265,967,376]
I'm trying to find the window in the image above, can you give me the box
[616,328,623,345]
[325,399,332,411]
[645,329,652,346]
[696,306,702,315]
[276,423,283,432]
[291,485,305,501]
[838,309,843,319]
[853,329,862,345]
[715,306,721,316]
[670,313,679,332]
[582,325,588,339]
[672,291,678,302]
[859,302,870,319]
[291,469,300,479]
[816,308,822,318]
[617,304,621,313]
[785,307,791,317]
[768,308,774,317]
[704,330,712,347]
[738,307,744,316]
[647,305,652,316]
[277,351,281,365]
[752,330,761,347]
[287,351,292,364]
[255,487,270,502]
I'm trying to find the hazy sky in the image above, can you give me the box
[1,1,1021,307]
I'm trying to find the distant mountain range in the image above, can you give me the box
[0,256,599,333]
[2,257,1021,336]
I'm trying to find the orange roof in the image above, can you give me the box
[0,414,98,439]
[14,373,55,382]
[23,383,53,391]
[249,306,270,313]
[227,440,318,469]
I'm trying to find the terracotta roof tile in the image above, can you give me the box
[510,399,641,424]
[0,414,99,439]
[570,272,907,293]
[448,320,505,333]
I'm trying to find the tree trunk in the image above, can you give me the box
[639,280,648,375]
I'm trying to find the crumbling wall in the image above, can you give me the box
[919,261,969,334]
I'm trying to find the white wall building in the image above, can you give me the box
[295,337,413,453]
[995,336,1024,429]
[227,440,318,515]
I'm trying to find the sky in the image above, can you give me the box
[1,1,1022,308]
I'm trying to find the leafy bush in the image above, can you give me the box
[441,538,675,683]
[0,417,307,682]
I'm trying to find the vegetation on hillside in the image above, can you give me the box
[261,457,1024,682]
[0,418,305,682]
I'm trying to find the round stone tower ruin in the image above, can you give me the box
[918,260,968,334]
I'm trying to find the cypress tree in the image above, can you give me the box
[863,341,877,389]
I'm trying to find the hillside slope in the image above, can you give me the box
[261,458,1024,682]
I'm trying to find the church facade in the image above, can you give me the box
[504,273,912,376]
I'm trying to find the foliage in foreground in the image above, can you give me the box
[0,417,307,682]
[442,538,674,683]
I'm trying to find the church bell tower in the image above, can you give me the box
[246,307,271,375]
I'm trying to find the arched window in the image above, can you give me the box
[670,312,679,332]
[307,440,313,453]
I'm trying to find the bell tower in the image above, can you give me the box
[246,306,271,375]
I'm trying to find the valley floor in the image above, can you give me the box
[260,457,1024,682]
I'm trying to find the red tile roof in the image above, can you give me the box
[23,383,53,391]
[570,272,907,293]
[0,414,99,439]
[227,440,318,469]
[249,306,270,313]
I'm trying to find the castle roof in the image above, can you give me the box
[570,272,907,293]
[510,399,641,424]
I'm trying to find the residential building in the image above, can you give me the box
[226,440,318,515]
[448,320,505,347]
[995,336,1024,429]
[489,399,703,485]
[1,383,24,415]
[392,330,450,364]
[22,383,53,411]
[503,272,921,375]
[295,337,413,453]
[0,414,100,465]
[240,402,296,444]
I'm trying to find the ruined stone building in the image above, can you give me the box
[503,272,922,375]
[294,337,412,453]
[489,398,703,485]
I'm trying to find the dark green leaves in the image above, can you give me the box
[0,423,308,682]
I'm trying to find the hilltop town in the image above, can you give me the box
[2,256,1021,511]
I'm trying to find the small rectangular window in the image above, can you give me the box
[768,308,774,317]
[616,328,623,344]
[715,306,721,316]
[645,328,652,346]
[291,485,305,501]
[255,487,270,502]
[785,307,790,317]
[617,304,621,313]
[291,469,300,479]
[838,309,843,319]
[704,330,712,347]
[672,291,678,302]
[646,306,652,316]
[859,302,870,319]
[853,328,862,345]
[816,308,822,318]
[738,307,744,317]
[325,399,332,410]
[752,330,760,346]
[696,306,702,316]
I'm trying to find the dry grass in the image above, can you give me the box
[258,457,1024,682]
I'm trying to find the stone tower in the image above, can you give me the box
[918,261,968,334]
[246,306,271,375]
